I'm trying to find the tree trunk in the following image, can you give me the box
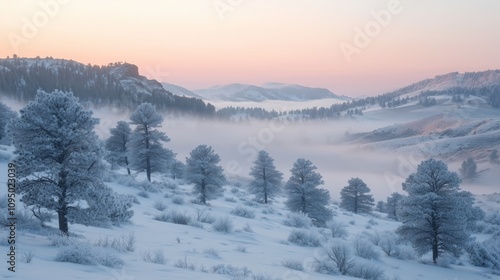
[432,238,438,263]
[125,156,131,175]
[354,192,358,214]
[302,195,306,213]
[145,126,151,182]
[201,181,206,204]
[58,172,69,235]
[263,168,267,204]
[58,207,68,235]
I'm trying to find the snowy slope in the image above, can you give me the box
[193,83,347,102]
[2,144,500,280]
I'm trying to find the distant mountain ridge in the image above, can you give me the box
[0,57,215,115]
[192,82,347,102]
[385,70,500,97]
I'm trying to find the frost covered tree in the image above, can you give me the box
[0,102,17,143]
[339,177,374,214]
[460,157,477,179]
[249,150,283,204]
[128,103,173,181]
[284,158,332,226]
[105,121,132,174]
[376,201,386,213]
[397,158,483,263]
[386,192,404,221]
[186,145,226,204]
[8,90,111,234]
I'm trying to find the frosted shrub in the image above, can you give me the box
[467,239,500,271]
[171,211,192,225]
[137,190,149,198]
[349,260,385,280]
[394,244,416,260]
[203,248,221,259]
[211,264,252,278]
[379,232,399,256]
[196,208,215,224]
[55,243,96,265]
[56,242,124,268]
[153,200,167,211]
[281,259,304,271]
[141,249,166,265]
[154,210,192,225]
[231,206,256,219]
[171,196,185,205]
[325,219,348,239]
[283,212,313,229]
[225,197,237,203]
[287,229,321,247]
[213,216,234,233]
[314,239,353,275]
[353,236,379,260]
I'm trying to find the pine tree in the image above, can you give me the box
[105,121,132,174]
[397,158,483,263]
[386,192,404,221]
[128,103,173,181]
[8,90,108,234]
[0,102,17,143]
[249,150,283,204]
[376,201,386,213]
[185,145,226,204]
[339,177,374,214]
[284,158,332,226]
[460,158,477,179]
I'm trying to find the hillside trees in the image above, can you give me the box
[128,103,173,181]
[8,90,132,234]
[285,158,332,226]
[186,145,226,204]
[386,192,404,221]
[397,158,484,263]
[249,150,283,204]
[0,102,17,143]
[105,121,132,174]
[339,177,374,214]
[460,157,477,179]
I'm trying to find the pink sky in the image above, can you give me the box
[1,0,499,96]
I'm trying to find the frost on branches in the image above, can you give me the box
[285,158,332,226]
[186,145,226,204]
[8,90,132,234]
[249,150,283,204]
[397,158,484,263]
[128,103,174,182]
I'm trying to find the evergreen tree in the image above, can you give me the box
[105,121,132,174]
[376,201,386,213]
[284,158,332,226]
[128,103,173,181]
[8,90,110,234]
[397,159,483,263]
[185,145,226,204]
[0,102,17,143]
[339,177,374,214]
[249,150,283,204]
[460,157,477,179]
[386,192,404,221]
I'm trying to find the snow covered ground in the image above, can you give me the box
[1,145,500,280]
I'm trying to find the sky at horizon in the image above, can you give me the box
[1,0,499,97]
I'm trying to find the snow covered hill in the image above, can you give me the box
[193,82,347,102]
[2,149,500,280]
[385,70,500,98]
[347,95,500,162]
